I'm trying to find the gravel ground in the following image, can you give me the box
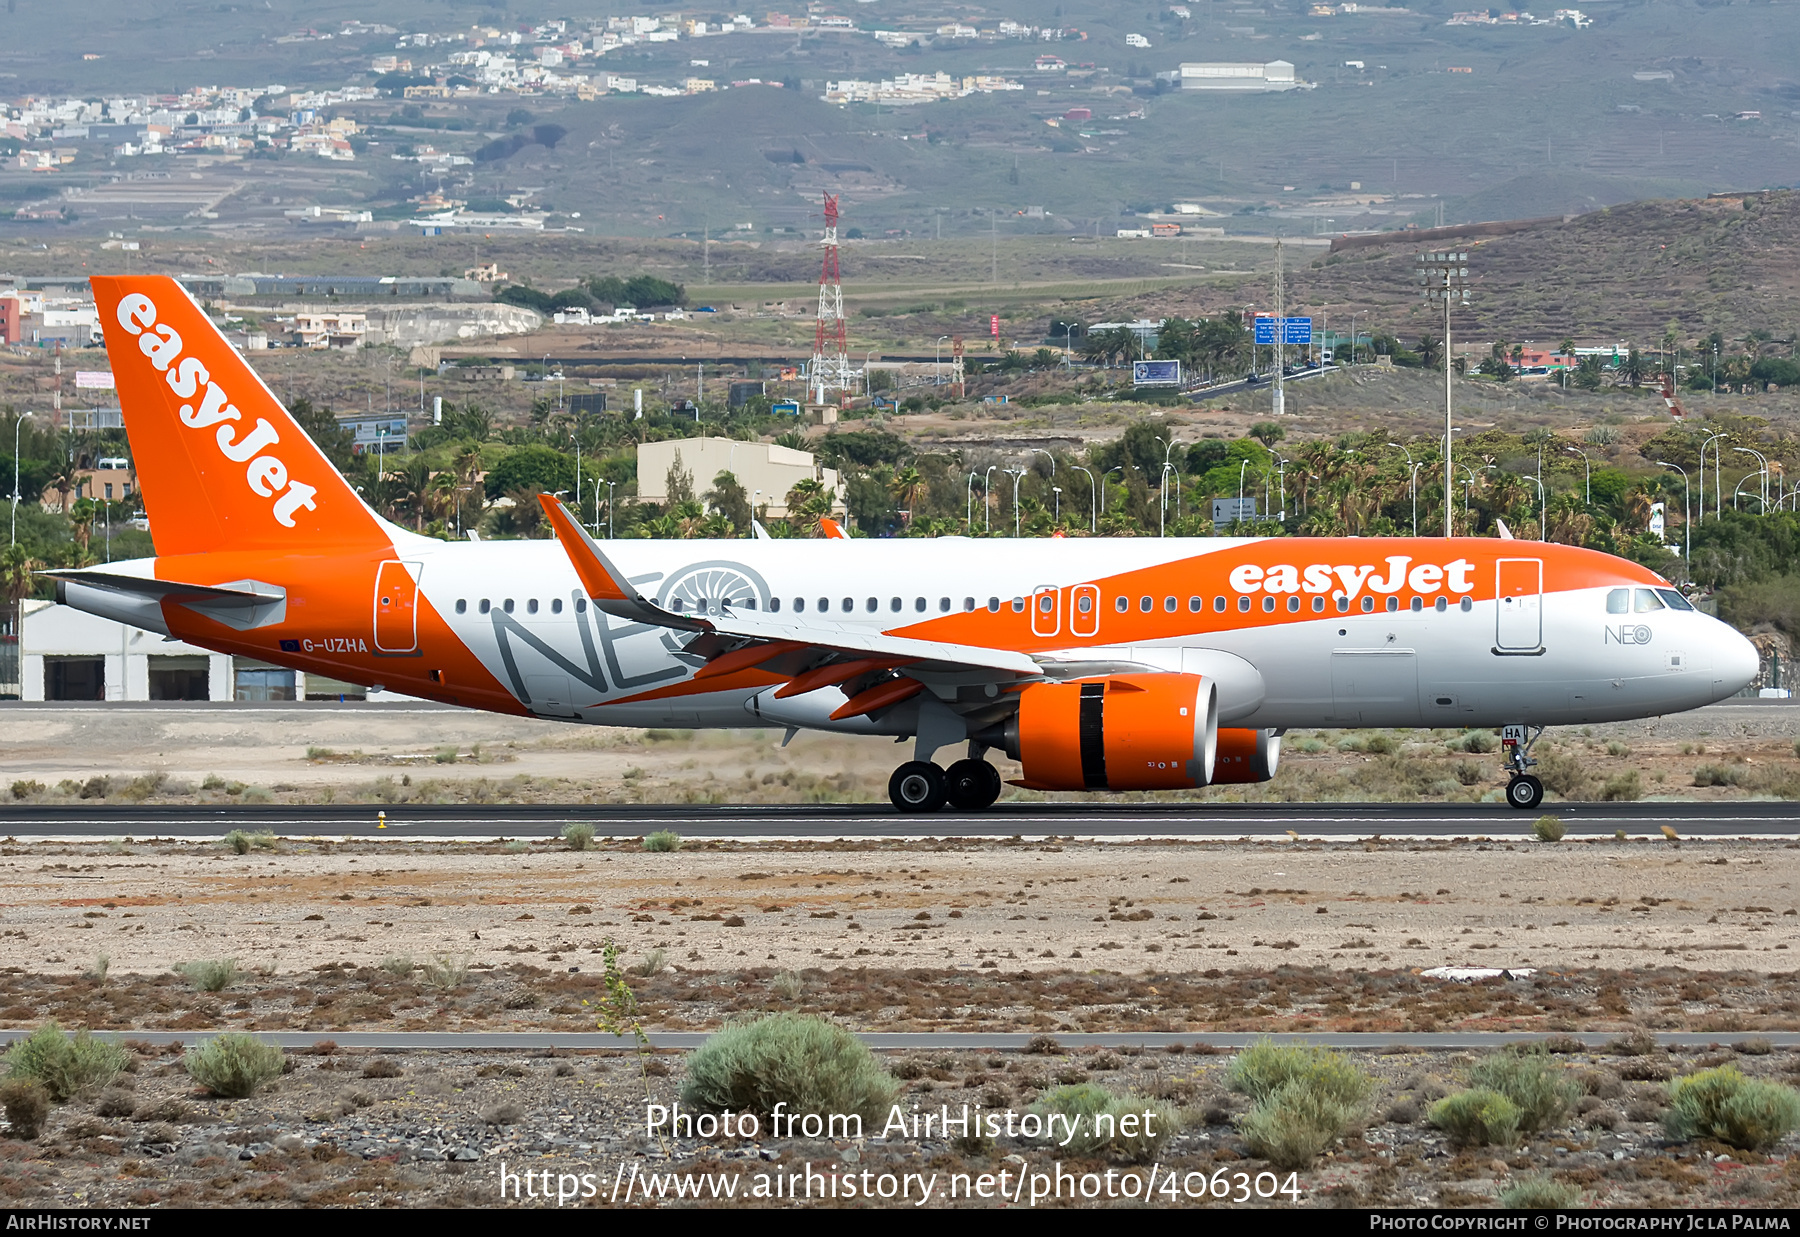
[5,1039,1800,1208]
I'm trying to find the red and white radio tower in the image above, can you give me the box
[811,193,855,400]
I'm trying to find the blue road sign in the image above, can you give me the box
[1253,317,1314,345]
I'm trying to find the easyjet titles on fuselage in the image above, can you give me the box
[1227,555,1478,600]
[112,292,320,529]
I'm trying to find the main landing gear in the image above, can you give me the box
[1501,723,1546,810]
[888,757,1003,813]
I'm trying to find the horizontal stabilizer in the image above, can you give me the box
[45,568,288,633]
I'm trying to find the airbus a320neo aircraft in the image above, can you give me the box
[55,277,1758,813]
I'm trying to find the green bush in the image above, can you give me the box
[177,959,238,992]
[1238,1081,1365,1169]
[1533,815,1564,842]
[562,822,596,851]
[1228,1041,1374,1168]
[1600,771,1642,802]
[1469,1047,1580,1134]
[1226,1040,1374,1107]
[1429,1088,1522,1148]
[2,1023,127,1101]
[0,1079,48,1140]
[185,1034,285,1098]
[222,829,276,854]
[643,830,682,853]
[1665,1066,1800,1151]
[421,953,470,991]
[1460,730,1498,754]
[1499,1175,1581,1209]
[1031,1083,1179,1162]
[680,1013,898,1123]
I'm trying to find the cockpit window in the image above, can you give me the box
[1633,588,1666,613]
[1606,588,1629,614]
[1656,588,1695,612]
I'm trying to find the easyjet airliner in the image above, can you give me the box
[53,277,1759,812]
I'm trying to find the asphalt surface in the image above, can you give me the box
[9,1030,1794,1051]
[3,799,1797,840]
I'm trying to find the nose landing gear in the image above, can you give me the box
[1501,723,1546,810]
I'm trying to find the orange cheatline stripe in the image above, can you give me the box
[829,676,923,722]
[693,639,804,681]
[773,655,914,700]
[536,493,632,603]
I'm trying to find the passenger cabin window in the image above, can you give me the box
[503,599,515,613]
[1139,596,1152,613]
[1288,596,1301,613]
[1312,596,1326,613]
[1011,597,1025,613]
[866,597,879,613]
[1238,597,1251,613]
[1434,596,1447,612]
[939,598,951,612]
[1163,596,1176,613]
[1385,596,1398,613]
[527,599,539,614]
[551,598,563,614]
[1213,596,1226,613]
[915,597,927,612]
[455,599,467,614]
[1606,588,1630,613]
[1360,596,1374,613]
[1262,597,1276,613]
[1460,597,1473,612]
[1634,588,1666,613]
[988,597,1001,613]
[890,597,902,612]
[576,598,587,613]
[1410,596,1422,612]
[963,598,975,611]
[1188,597,1202,612]
[770,598,782,613]
[479,599,491,614]
[1115,596,1129,613]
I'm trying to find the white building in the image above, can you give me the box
[20,601,364,701]
[1177,60,1303,91]
[637,437,842,517]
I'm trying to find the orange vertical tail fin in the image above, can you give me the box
[92,276,391,557]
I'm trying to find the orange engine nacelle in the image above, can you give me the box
[1009,673,1218,792]
[1209,728,1283,784]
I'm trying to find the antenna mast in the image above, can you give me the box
[811,193,854,401]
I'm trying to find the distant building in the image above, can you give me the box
[1177,60,1302,91]
[292,311,367,349]
[637,437,842,517]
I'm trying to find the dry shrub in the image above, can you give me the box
[1429,1088,1522,1148]
[0,1080,48,1140]
[185,1034,284,1099]
[679,1013,898,1123]
[1498,1175,1581,1208]
[1468,1047,1579,1134]
[3,1024,126,1101]
[1031,1082,1179,1162]
[1664,1066,1800,1152]
[1229,1040,1374,1169]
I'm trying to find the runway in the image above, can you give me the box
[15,1029,1800,1051]
[3,799,1797,840]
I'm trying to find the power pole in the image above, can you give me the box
[1272,238,1285,417]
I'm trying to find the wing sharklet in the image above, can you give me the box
[537,493,712,633]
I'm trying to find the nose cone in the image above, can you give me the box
[1715,626,1761,697]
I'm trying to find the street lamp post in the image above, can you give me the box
[983,465,998,533]
[1052,485,1062,523]
[1071,465,1096,533]
[1416,250,1472,537]
[10,411,27,547]
[1736,446,1770,511]
[1101,467,1121,517]
[605,480,618,539]
[936,337,948,386]
[1006,468,1026,537]
[1699,431,1725,522]
[1658,461,1690,563]
[965,472,977,531]
[1525,472,1546,538]
[1566,445,1591,505]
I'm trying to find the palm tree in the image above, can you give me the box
[889,466,924,524]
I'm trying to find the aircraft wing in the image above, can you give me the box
[536,494,1040,679]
